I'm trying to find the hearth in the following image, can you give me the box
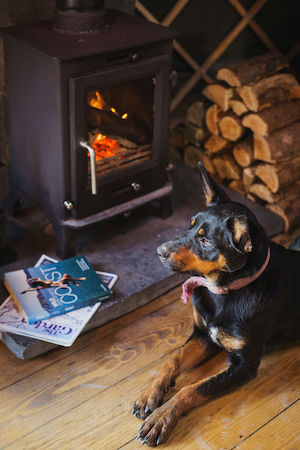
[2,3,174,258]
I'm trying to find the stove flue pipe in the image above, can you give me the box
[53,0,106,34]
[56,0,104,11]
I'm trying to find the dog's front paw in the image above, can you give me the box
[132,383,166,420]
[136,401,179,446]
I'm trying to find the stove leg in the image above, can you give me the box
[53,222,77,259]
[159,196,173,219]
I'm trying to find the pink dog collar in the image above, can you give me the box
[181,247,270,303]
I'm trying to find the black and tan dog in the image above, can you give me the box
[132,162,300,446]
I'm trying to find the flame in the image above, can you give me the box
[88,91,128,161]
[110,107,118,115]
[89,91,128,119]
[91,133,122,161]
[90,91,106,110]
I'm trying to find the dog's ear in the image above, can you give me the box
[198,162,229,207]
[227,216,253,253]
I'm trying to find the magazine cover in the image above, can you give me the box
[4,255,112,323]
[0,254,118,347]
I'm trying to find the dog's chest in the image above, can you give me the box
[208,326,219,344]
[193,290,245,352]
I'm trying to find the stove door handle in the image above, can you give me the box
[80,141,97,195]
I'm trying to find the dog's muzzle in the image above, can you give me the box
[157,243,171,261]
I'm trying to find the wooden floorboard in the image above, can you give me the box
[0,234,300,449]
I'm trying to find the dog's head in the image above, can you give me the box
[158,163,265,284]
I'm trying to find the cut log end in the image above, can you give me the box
[216,52,289,87]
[267,195,300,232]
[213,154,241,180]
[204,135,230,154]
[228,179,245,195]
[254,122,300,163]
[233,137,254,167]
[243,166,257,192]
[217,68,241,87]
[253,134,273,163]
[202,84,233,111]
[242,114,268,136]
[219,115,244,141]
[237,73,300,112]
[249,183,275,203]
[205,104,220,136]
[255,164,279,193]
[229,99,248,116]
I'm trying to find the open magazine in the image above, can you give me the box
[0,254,118,347]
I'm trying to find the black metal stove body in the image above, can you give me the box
[2,10,174,257]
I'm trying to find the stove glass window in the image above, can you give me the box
[86,76,154,177]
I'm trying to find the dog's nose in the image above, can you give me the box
[157,244,171,259]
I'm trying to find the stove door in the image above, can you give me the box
[69,54,170,219]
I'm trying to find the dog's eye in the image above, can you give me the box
[189,218,196,228]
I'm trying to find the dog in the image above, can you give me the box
[132,162,300,446]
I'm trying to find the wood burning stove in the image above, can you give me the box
[2,5,174,257]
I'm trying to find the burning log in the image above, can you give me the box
[216,52,289,87]
[233,136,254,167]
[237,73,300,112]
[87,106,149,145]
[253,122,300,163]
[204,135,230,154]
[202,83,233,111]
[254,158,300,193]
[205,104,220,136]
[219,111,245,141]
[242,100,300,136]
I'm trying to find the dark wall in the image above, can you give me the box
[139,0,300,73]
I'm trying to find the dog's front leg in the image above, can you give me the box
[137,350,261,446]
[132,333,218,420]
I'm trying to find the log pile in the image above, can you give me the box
[176,52,300,232]
[206,52,300,231]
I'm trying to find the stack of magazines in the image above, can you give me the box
[0,254,118,347]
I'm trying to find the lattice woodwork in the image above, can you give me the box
[136,0,283,111]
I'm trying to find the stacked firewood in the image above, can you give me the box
[200,52,300,231]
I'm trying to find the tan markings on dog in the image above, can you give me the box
[154,339,211,388]
[198,228,205,236]
[244,240,253,252]
[233,218,252,252]
[233,217,248,242]
[172,247,227,276]
[217,329,245,351]
[193,306,207,329]
[203,183,214,207]
[190,218,196,227]
[166,351,229,411]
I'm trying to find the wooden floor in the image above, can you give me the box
[0,233,300,449]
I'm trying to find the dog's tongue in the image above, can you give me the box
[181,276,208,303]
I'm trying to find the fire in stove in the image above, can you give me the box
[88,91,129,161]
[86,84,153,176]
